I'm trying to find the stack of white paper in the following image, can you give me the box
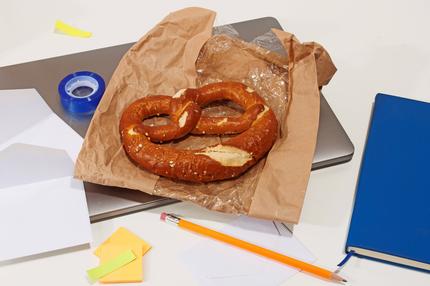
[0,89,91,262]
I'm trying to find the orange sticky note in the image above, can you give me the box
[95,227,151,257]
[99,244,143,283]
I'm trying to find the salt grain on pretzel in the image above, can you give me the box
[119,82,278,182]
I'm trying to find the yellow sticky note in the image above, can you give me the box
[99,244,142,283]
[95,227,151,257]
[87,249,136,283]
[54,20,92,38]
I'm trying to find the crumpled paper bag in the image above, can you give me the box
[75,7,336,223]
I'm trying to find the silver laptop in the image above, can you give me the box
[0,17,353,222]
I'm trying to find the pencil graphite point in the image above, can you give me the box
[332,273,347,283]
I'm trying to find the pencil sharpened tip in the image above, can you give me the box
[331,273,347,283]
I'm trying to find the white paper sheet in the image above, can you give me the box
[0,89,91,262]
[0,89,52,145]
[0,177,91,261]
[180,216,315,286]
[0,143,74,188]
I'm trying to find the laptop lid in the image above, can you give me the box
[0,17,353,222]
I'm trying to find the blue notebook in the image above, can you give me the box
[346,93,430,272]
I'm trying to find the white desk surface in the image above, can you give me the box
[1,0,429,285]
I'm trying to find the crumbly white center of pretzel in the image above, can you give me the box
[196,144,252,167]
[178,111,188,127]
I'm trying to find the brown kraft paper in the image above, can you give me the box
[74,7,336,223]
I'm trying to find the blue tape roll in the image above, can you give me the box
[58,71,105,114]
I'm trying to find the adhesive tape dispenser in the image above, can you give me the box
[58,71,105,114]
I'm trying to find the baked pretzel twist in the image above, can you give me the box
[119,82,278,182]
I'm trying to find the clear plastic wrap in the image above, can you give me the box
[153,33,289,214]
[212,24,240,38]
[251,30,287,56]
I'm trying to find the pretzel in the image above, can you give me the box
[119,82,278,182]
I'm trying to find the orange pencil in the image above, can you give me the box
[160,213,346,283]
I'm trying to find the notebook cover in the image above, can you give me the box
[346,93,430,267]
